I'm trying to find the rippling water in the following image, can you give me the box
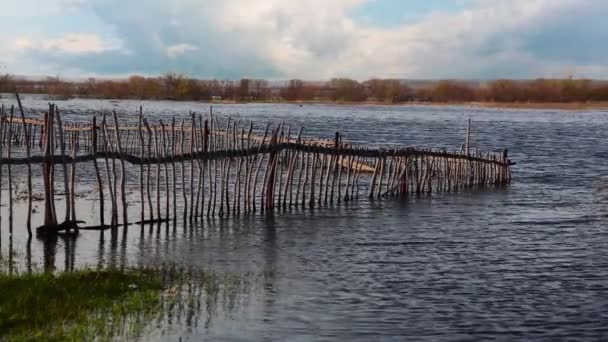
[2,95,608,340]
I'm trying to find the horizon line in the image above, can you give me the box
[4,74,608,83]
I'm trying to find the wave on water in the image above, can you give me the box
[510,216,600,226]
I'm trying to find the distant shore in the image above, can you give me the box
[472,101,608,110]
[7,93,608,111]
[4,75,608,111]
[207,99,608,111]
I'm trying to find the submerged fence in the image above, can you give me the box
[0,100,513,236]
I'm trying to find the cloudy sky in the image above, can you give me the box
[1,0,607,80]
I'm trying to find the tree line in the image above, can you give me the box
[2,73,608,103]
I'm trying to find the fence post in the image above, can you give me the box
[42,105,57,227]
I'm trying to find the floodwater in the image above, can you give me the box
[2,94,608,340]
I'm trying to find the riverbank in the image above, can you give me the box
[6,93,608,111]
[180,99,608,111]
[256,100,608,110]
[473,101,608,110]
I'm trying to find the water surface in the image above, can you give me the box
[2,96,608,340]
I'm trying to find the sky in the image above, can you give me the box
[1,0,607,80]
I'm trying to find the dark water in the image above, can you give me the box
[2,95,608,340]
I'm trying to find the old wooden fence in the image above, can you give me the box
[0,100,513,236]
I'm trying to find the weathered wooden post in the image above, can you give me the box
[0,108,4,236]
[69,132,78,227]
[7,107,14,232]
[42,105,58,228]
[264,127,280,210]
[16,93,33,236]
[189,114,196,222]
[160,120,170,225]
[465,118,471,157]
[101,114,117,227]
[330,132,340,203]
[92,116,105,228]
[502,149,509,184]
[55,109,71,225]
[143,119,154,223]
[179,119,188,222]
[138,107,144,225]
[112,111,128,228]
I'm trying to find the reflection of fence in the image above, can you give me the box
[1,101,513,236]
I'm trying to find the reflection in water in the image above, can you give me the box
[36,233,77,273]
[41,234,57,272]
[108,228,119,269]
[26,236,32,273]
[8,235,13,275]
[97,231,105,269]
[262,213,277,325]
[3,221,275,341]
[63,233,77,272]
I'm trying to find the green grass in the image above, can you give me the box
[0,268,170,341]
[0,250,247,341]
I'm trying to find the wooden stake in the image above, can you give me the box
[160,121,170,227]
[15,94,33,236]
[101,114,117,227]
[138,107,145,224]
[111,111,128,228]
[7,107,14,232]
[69,132,78,227]
[42,105,57,226]
[180,120,188,222]
[171,118,177,223]
[144,119,154,223]
[92,116,105,228]
[189,114,195,222]
[55,109,71,223]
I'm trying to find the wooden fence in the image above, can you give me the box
[0,100,513,237]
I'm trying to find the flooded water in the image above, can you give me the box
[2,95,608,340]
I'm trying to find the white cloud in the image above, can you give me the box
[166,43,199,58]
[12,33,120,55]
[5,0,608,79]
[43,34,115,54]
[178,0,603,79]
[13,38,34,51]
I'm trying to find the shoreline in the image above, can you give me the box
[470,101,608,111]
[212,100,608,111]
[8,93,608,110]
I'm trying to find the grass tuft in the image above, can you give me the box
[0,268,166,341]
